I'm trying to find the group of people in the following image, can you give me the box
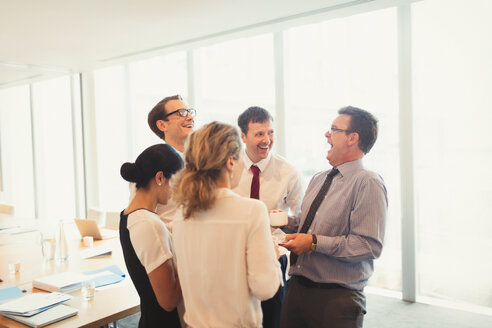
[119,95,388,328]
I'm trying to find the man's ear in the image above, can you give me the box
[156,120,169,133]
[348,132,359,147]
[241,132,247,143]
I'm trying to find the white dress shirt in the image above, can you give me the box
[232,150,304,230]
[172,188,282,328]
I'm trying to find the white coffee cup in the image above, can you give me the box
[269,210,288,226]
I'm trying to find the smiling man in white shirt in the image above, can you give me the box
[232,106,304,328]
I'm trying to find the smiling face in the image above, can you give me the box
[241,120,274,163]
[160,99,194,149]
[325,114,354,167]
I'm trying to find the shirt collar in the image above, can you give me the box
[216,188,237,199]
[163,141,184,158]
[242,148,272,172]
[333,158,363,178]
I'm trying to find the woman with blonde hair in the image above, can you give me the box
[172,121,281,328]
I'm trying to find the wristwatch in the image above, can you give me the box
[310,234,317,251]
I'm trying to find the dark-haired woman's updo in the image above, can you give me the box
[120,144,183,189]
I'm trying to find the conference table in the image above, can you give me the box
[0,214,140,327]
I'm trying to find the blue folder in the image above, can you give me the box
[83,264,125,288]
[0,286,24,302]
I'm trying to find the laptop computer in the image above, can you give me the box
[74,219,118,240]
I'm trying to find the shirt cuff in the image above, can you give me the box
[315,234,336,255]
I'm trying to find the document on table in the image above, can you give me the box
[84,264,125,288]
[80,244,112,259]
[0,292,71,316]
[32,272,87,293]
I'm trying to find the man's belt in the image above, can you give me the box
[293,275,347,289]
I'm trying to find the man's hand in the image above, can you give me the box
[280,233,313,255]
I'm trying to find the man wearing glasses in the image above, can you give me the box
[131,95,196,224]
[280,106,387,328]
[147,94,196,154]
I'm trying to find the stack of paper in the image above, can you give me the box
[32,272,87,293]
[0,292,77,327]
[3,304,78,328]
[80,244,112,259]
[0,292,71,316]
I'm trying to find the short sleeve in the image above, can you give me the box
[127,210,173,274]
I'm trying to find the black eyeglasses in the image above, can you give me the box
[161,108,196,120]
[329,127,353,134]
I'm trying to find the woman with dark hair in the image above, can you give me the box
[172,122,281,327]
[120,144,183,328]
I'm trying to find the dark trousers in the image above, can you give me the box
[261,254,288,328]
[280,276,366,328]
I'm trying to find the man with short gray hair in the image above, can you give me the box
[280,106,387,328]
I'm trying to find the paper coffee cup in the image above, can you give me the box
[269,210,288,226]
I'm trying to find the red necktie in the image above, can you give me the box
[250,165,260,199]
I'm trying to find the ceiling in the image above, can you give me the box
[0,0,371,88]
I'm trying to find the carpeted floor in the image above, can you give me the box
[116,293,492,327]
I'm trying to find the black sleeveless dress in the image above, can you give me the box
[119,210,180,328]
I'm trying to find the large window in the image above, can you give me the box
[93,53,188,212]
[128,52,188,158]
[284,7,401,291]
[412,0,492,308]
[31,77,77,221]
[193,34,276,127]
[0,85,35,218]
[93,65,134,212]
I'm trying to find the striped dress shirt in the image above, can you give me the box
[289,158,388,290]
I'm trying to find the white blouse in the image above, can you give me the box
[127,209,173,273]
[172,188,282,328]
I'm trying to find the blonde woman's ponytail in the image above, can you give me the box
[174,122,241,218]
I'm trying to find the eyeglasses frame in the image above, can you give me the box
[330,127,353,134]
[161,108,196,120]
